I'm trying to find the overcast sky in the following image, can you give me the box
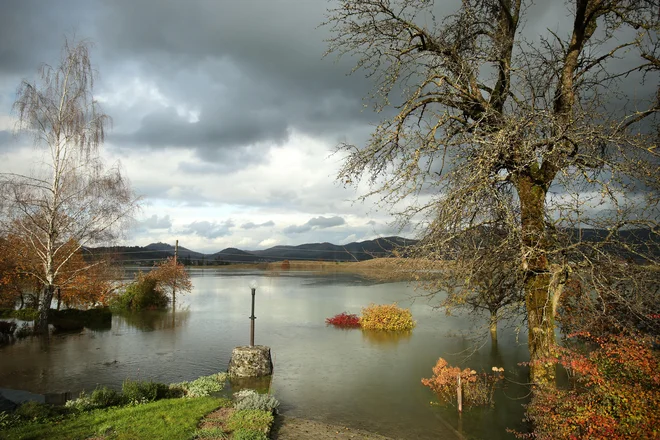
[0,0,653,253]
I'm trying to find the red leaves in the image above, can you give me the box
[325,312,361,328]
[524,334,660,440]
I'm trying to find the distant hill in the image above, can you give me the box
[87,242,206,266]
[84,228,657,266]
[212,247,261,263]
[85,236,415,265]
[251,236,414,262]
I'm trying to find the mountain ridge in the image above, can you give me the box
[87,236,415,265]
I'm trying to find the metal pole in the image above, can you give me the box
[249,287,256,347]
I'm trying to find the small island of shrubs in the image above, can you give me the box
[326,303,416,331]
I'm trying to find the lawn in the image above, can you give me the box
[2,396,226,440]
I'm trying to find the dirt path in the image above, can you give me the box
[270,416,398,440]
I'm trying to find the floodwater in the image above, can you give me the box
[0,269,532,439]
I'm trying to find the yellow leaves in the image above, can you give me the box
[360,302,416,331]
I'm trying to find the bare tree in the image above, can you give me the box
[419,224,525,344]
[325,0,659,387]
[0,38,139,333]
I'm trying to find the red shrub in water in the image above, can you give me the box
[325,312,361,328]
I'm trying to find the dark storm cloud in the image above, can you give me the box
[241,221,275,230]
[89,0,379,164]
[0,0,100,76]
[283,216,345,234]
[0,0,378,168]
[1,0,656,173]
[182,220,234,239]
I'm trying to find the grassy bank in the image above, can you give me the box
[1,374,278,440]
[2,396,224,440]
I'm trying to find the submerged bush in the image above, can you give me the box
[325,312,361,328]
[421,358,503,407]
[233,390,279,412]
[110,274,168,312]
[0,309,38,321]
[360,303,416,331]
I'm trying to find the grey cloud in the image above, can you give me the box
[283,216,345,234]
[182,220,234,239]
[241,220,275,230]
[140,214,172,230]
[0,131,15,151]
[0,0,100,76]
[1,0,377,169]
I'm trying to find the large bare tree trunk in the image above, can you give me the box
[489,309,498,344]
[518,173,556,387]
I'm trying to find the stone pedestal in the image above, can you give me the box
[228,345,273,377]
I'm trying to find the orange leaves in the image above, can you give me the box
[146,257,193,299]
[422,357,503,407]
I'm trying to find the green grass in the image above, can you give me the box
[226,409,273,432]
[2,396,224,440]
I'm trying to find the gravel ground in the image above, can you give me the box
[270,416,398,440]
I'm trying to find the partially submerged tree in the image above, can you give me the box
[0,38,139,333]
[325,0,659,387]
[421,225,524,343]
[146,257,192,309]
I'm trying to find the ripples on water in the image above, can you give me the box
[0,268,530,439]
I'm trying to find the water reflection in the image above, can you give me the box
[228,375,273,394]
[116,309,191,332]
[361,329,413,346]
[0,269,530,440]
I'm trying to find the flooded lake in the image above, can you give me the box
[0,269,531,439]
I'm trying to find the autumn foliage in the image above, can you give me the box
[0,234,117,310]
[523,334,660,440]
[147,257,193,304]
[360,303,416,331]
[110,258,192,312]
[325,312,361,328]
[422,358,503,407]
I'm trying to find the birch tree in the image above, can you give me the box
[325,0,660,387]
[0,38,139,333]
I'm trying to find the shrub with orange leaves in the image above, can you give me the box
[523,333,660,440]
[422,357,503,407]
[146,257,193,305]
[360,303,416,331]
